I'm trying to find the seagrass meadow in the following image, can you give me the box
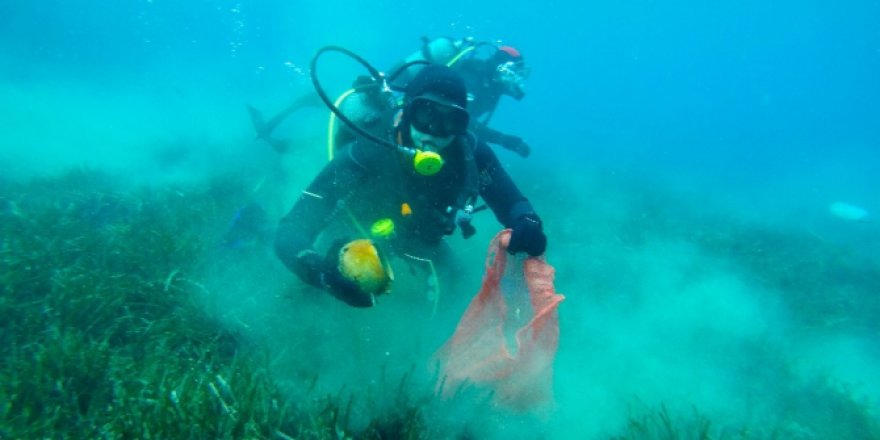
[2,168,879,439]
[0,170,435,439]
[3,0,880,437]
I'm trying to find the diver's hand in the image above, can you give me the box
[295,246,373,307]
[508,215,546,257]
[500,134,531,158]
[321,266,375,308]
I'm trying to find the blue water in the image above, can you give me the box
[2,0,879,437]
[4,1,877,171]
[7,0,876,213]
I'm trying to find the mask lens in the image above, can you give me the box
[409,98,469,137]
[497,62,527,98]
[498,62,526,82]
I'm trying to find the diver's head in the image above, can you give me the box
[492,45,529,100]
[404,65,470,152]
[407,96,468,151]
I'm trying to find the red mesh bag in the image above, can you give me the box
[434,229,564,411]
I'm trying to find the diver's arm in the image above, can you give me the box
[470,122,505,144]
[274,150,367,285]
[474,142,538,225]
[474,142,546,255]
[463,76,530,158]
[470,122,531,158]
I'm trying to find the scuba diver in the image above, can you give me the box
[389,37,532,157]
[249,37,533,157]
[274,64,546,308]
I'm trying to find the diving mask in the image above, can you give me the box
[407,96,470,138]
[497,61,528,100]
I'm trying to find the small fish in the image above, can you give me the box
[223,202,272,249]
[828,201,871,222]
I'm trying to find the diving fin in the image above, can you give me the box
[247,105,292,154]
[247,105,265,133]
[247,94,325,154]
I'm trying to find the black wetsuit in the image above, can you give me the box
[454,58,511,147]
[455,57,504,123]
[274,121,540,285]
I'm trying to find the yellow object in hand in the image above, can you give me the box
[338,239,391,295]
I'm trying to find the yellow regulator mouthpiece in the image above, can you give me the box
[370,218,396,239]
[413,150,444,176]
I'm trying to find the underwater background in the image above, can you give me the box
[2,0,879,438]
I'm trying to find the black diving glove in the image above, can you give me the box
[507,215,547,257]
[296,243,374,308]
[500,134,531,158]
